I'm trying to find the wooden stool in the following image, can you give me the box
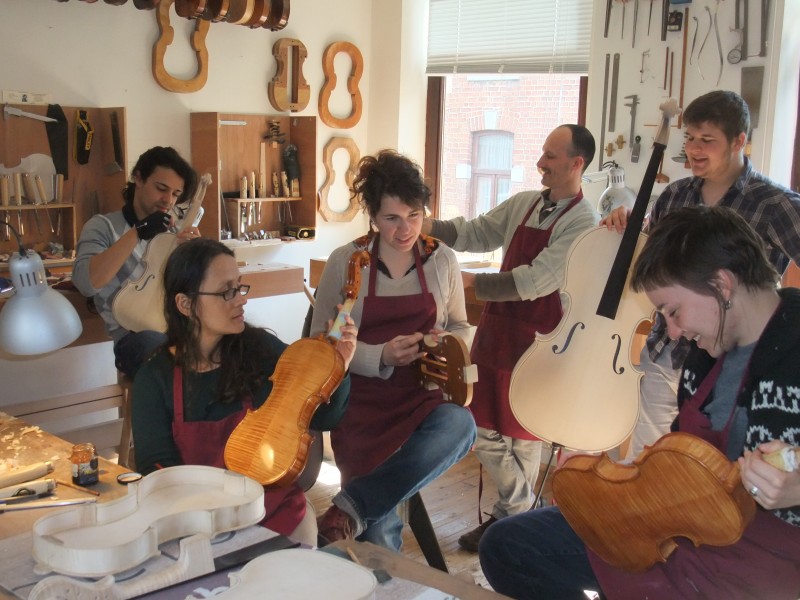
[116,373,136,470]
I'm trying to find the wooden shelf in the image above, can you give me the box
[0,105,127,257]
[190,112,317,242]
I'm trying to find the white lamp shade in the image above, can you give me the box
[0,251,82,355]
[597,166,637,219]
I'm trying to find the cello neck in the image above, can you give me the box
[596,99,679,320]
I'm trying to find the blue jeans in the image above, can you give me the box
[114,330,167,377]
[479,506,603,600]
[334,403,476,550]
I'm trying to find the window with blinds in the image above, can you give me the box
[426,0,592,75]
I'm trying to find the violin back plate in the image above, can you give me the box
[32,466,265,577]
[553,432,756,572]
[509,226,652,451]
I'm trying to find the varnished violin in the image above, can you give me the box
[224,249,370,487]
[553,432,757,573]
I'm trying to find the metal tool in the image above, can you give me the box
[632,0,639,47]
[661,0,670,41]
[713,0,723,85]
[3,104,58,123]
[639,49,650,83]
[759,0,770,57]
[648,0,655,35]
[624,95,640,161]
[21,173,42,234]
[34,174,56,233]
[0,496,96,513]
[608,54,620,132]
[604,0,613,37]
[13,172,24,236]
[599,54,611,171]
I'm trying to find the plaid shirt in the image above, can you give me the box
[645,158,800,366]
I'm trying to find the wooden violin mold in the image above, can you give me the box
[318,42,363,129]
[553,432,756,573]
[418,333,477,407]
[153,0,210,94]
[318,136,360,222]
[268,38,310,113]
[32,466,265,578]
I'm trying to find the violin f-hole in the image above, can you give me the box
[152,0,210,94]
[552,322,585,354]
[611,333,625,375]
[134,274,156,292]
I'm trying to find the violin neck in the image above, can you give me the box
[327,298,356,341]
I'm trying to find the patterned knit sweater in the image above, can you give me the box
[677,287,800,527]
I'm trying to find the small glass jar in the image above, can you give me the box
[70,442,99,486]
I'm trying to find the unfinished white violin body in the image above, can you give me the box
[32,466,264,578]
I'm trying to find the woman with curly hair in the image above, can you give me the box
[311,150,476,550]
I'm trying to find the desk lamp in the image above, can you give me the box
[596,163,637,219]
[0,220,82,355]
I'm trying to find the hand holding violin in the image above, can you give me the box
[330,311,358,370]
[135,210,172,240]
[739,441,800,511]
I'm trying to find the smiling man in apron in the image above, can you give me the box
[424,124,598,552]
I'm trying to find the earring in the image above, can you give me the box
[723,299,732,310]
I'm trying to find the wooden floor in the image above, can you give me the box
[307,448,555,592]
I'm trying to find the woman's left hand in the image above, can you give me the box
[738,441,800,510]
[333,314,358,371]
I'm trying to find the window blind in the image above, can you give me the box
[427,0,592,74]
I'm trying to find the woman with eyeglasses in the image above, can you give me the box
[132,238,357,545]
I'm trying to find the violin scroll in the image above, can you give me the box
[328,249,370,340]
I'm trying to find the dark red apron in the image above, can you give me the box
[331,238,440,485]
[171,366,305,536]
[589,355,800,599]
[469,193,583,439]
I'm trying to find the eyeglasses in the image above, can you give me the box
[194,284,250,301]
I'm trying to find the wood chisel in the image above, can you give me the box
[34,174,56,232]
[0,462,54,489]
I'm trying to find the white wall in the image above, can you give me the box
[584,0,798,203]
[0,0,427,404]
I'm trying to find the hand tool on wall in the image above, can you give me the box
[616,0,628,39]
[0,175,9,241]
[21,173,43,234]
[713,0,723,85]
[639,49,650,83]
[608,54,620,133]
[759,0,770,57]
[604,0,613,37]
[624,95,640,161]
[34,174,56,233]
[648,0,655,35]
[729,0,749,64]
[599,54,611,171]
[3,104,58,124]
[661,0,670,41]
[13,172,24,236]
[632,0,639,47]
[677,6,689,128]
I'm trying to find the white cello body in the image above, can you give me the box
[509,226,653,451]
[509,99,679,452]
[112,173,211,333]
